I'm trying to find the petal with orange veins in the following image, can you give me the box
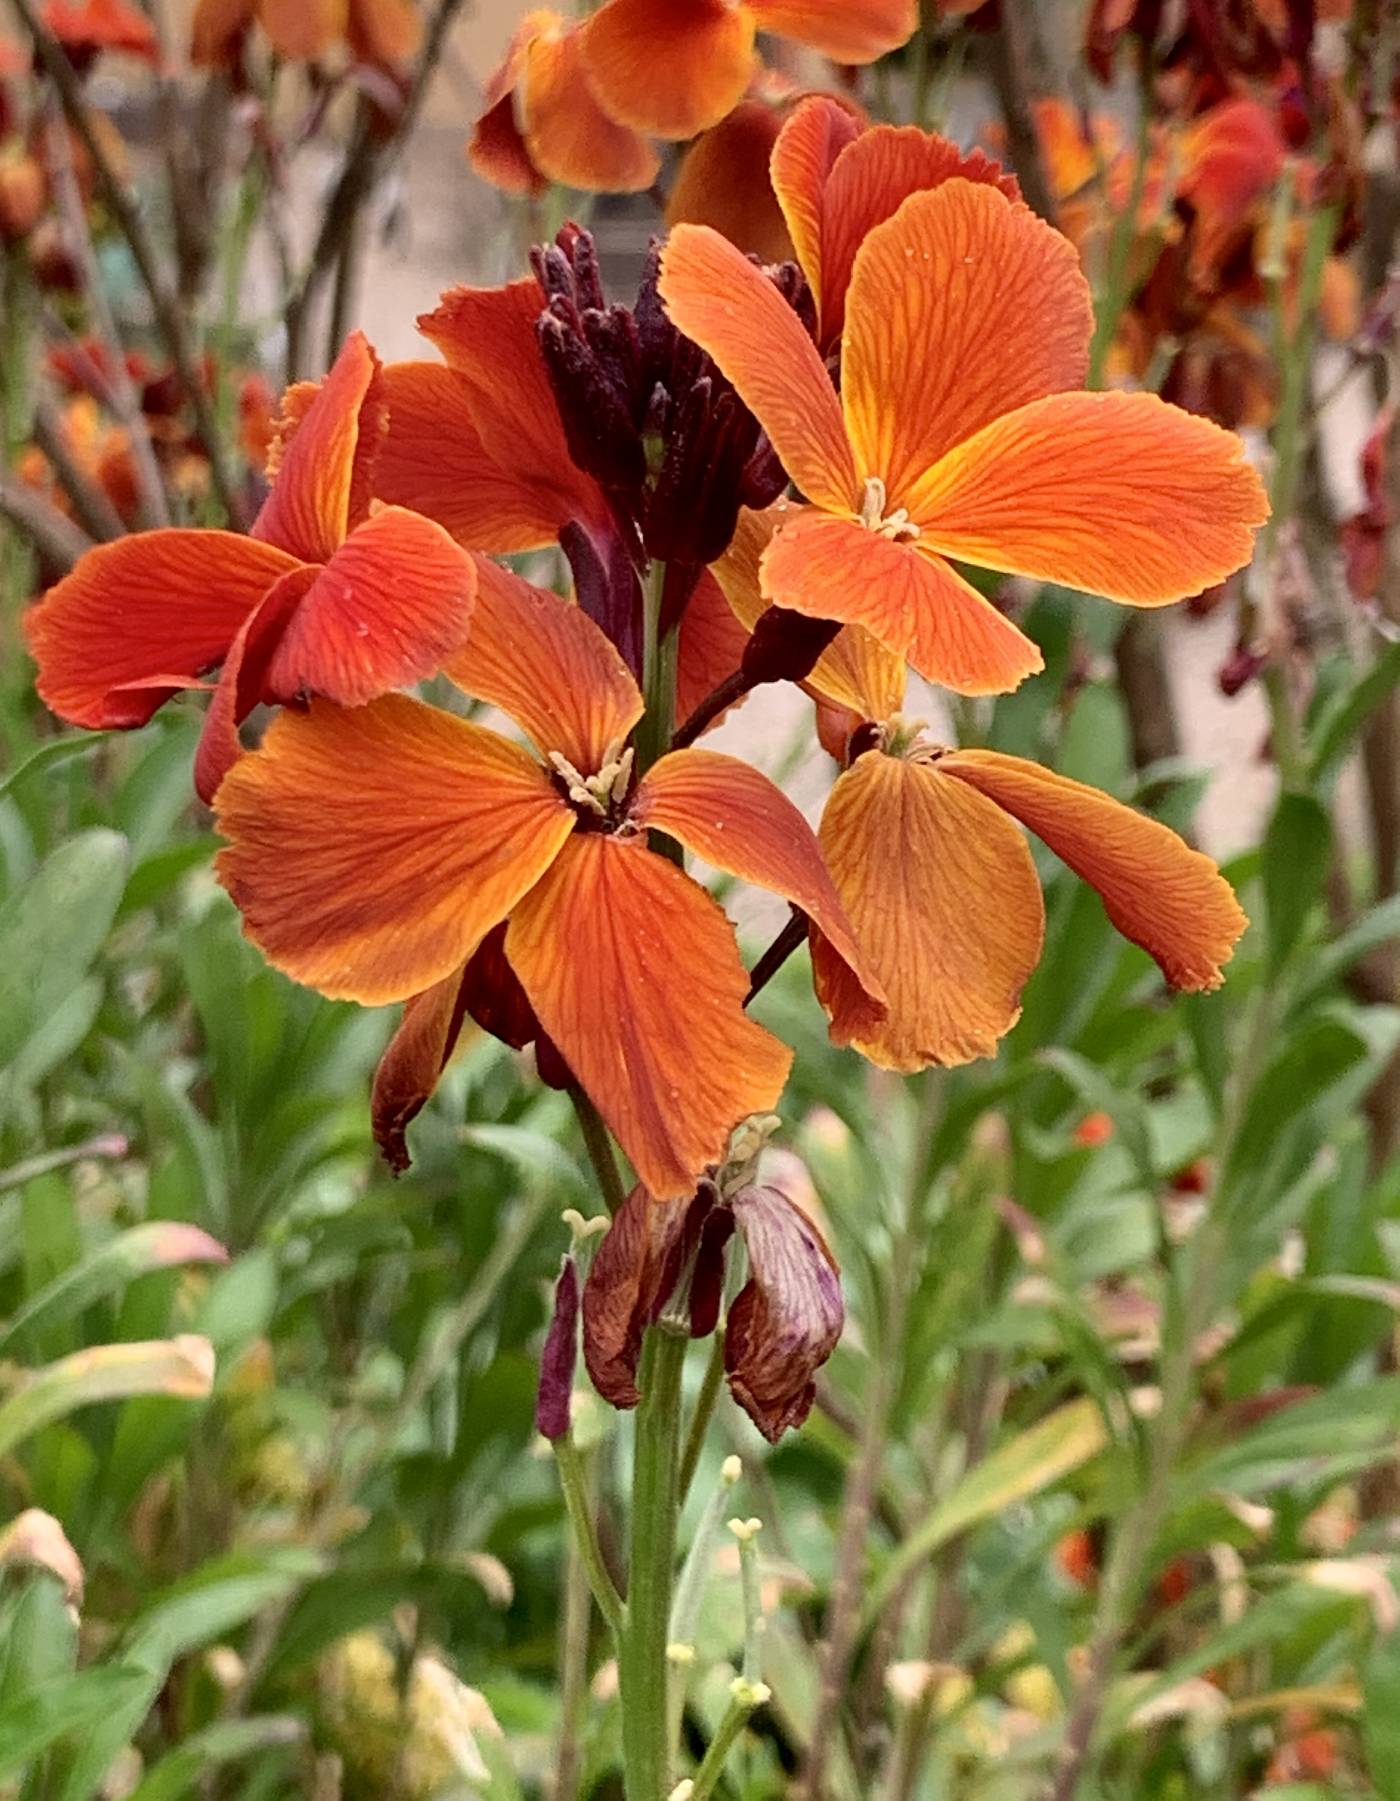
[842,182,1091,502]
[252,331,385,564]
[371,965,474,1174]
[666,100,793,264]
[659,225,856,513]
[24,529,301,730]
[814,122,1021,348]
[909,391,1269,605]
[747,0,915,60]
[759,508,1042,695]
[803,621,905,725]
[635,747,885,1007]
[578,0,755,139]
[936,750,1247,989]
[505,833,792,1200]
[375,362,562,552]
[215,695,575,1005]
[520,12,661,190]
[812,752,1044,1071]
[770,96,862,328]
[419,279,608,530]
[444,557,641,771]
[676,568,751,730]
[261,507,475,709]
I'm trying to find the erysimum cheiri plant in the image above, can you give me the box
[22,98,1268,1798]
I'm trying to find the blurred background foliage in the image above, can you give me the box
[2,0,1400,1796]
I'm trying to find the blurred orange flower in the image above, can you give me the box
[26,332,475,802]
[191,0,419,69]
[467,9,657,196]
[215,559,881,1198]
[577,0,915,140]
[661,160,1269,696]
[43,0,158,62]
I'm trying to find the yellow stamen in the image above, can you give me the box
[859,475,921,543]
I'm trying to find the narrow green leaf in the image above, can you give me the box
[0,1337,214,1459]
[1262,792,1330,975]
[121,1718,306,1801]
[0,735,117,808]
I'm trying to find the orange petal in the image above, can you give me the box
[418,279,608,532]
[666,99,793,264]
[760,508,1042,695]
[805,120,1022,348]
[262,507,475,708]
[770,96,862,330]
[444,557,641,771]
[258,0,345,57]
[24,529,301,729]
[909,391,1269,605]
[578,0,755,139]
[371,966,473,1174]
[251,332,385,564]
[375,362,563,552]
[468,89,548,197]
[659,225,857,513]
[505,833,792,1200]
[520,11,661,190]
[812,752,1044,1070]
[747,0,915,61]
[346,0,419,63]
[635,747,885,1006]
[676,568,751,731]
[842,181,1091,501]
[190,0,255,64]
[215,695,575,1004]
[937,750,1247,989]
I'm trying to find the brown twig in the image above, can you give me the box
[30,398,125,540]
[15,0,247,526]
[985,5,1059,224]
[746,907,809,1003]
[672,668,756,751]
[0,471,92,568]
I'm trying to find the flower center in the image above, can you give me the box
[859,476,921,544]
[548,738,634,824]
[877,712,949,763]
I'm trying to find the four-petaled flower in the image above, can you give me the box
[25,332,477,803]
[213,558,883,1200]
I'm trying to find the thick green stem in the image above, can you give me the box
[677,1328,726,1505]
[619,1324,688,1799]
[569,1084,627,1216]
[635,560,680,781]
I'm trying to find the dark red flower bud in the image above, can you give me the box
[1217,640,1267,697]
[536,1256,581,1440]
[740,607,841,687]
[725,1186,843,1442]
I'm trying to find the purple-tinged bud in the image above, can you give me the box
[1217,641,1267,697]
[561,520,645,678]
[583,304,644,422]
[741,607,841,686]
[536,1255,580,1440]
[537,312,649,496]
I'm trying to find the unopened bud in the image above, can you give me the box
[535,1256,580,1441]
[669,1783,695,1801]
[730,1676,771,1708]
[720,1454,742,1486]
[666,1641,696,1665]
[727,1517,763,1543]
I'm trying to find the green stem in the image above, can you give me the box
[569,1084,627,1216]
[1087,92,1153,390]
[619,1324,688,1799]
[635,559,680,781]
[554,1432,624,1636]
[677,1328,726,1505]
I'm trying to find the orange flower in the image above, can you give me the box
[660,150,1269,696]
[805,682,1245,1070]
[467,10,657,196]
[191,0,420,68]
[43,0,158,62]
[667,92,799,264]
[577,0,915,140]
[25,332,475,803]
[215,559,882,1199]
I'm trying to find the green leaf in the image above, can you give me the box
[0,735,117,808]
[1262,792,1330,975]
[0,830,128,1071]
[1292,893,1400,1012]
[1037,1047,1155,1187]
[1310,637,1400,781]
[1365,1629,1400,1800]
[122,1549,323,1673]
[0,1225,228,1358]
[0,1665,151,1780]
[0,1337,214,1459]
[121,1718,306,1801]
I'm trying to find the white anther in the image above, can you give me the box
[666,1641,697,1665]
[730,1677,772,1708]
[859,474,921,542]
[720,1454,742,1487]
[727,1517,763,1543]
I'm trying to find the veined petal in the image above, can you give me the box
[582,1182,696,1408]
[419,279,608,530]
[578,0,755,139]
[676,567,752,731]
[843,182,1091,501]
[375,362,564,551]
[812,121,1022,348]
[505,834,792,1200]
[25,529,301,729]
[371,966,474,1174]
[747,0,914,60]
[252,331,385,563]
[635,747,884,1008]
[467,10,548,195]
[666,99,794,264]
[444,557,641,772]
[770,95,862,329]
[215,695,575,1005]
[520,12,661,191]
[812,752,1044,1070]
[759,508,1042,695]
[262,507,476,708]
[937,750,1247,989]
[909,391,1269,604]
[659,225,857,514]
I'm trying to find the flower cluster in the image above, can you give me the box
[24,103,1267,1431]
